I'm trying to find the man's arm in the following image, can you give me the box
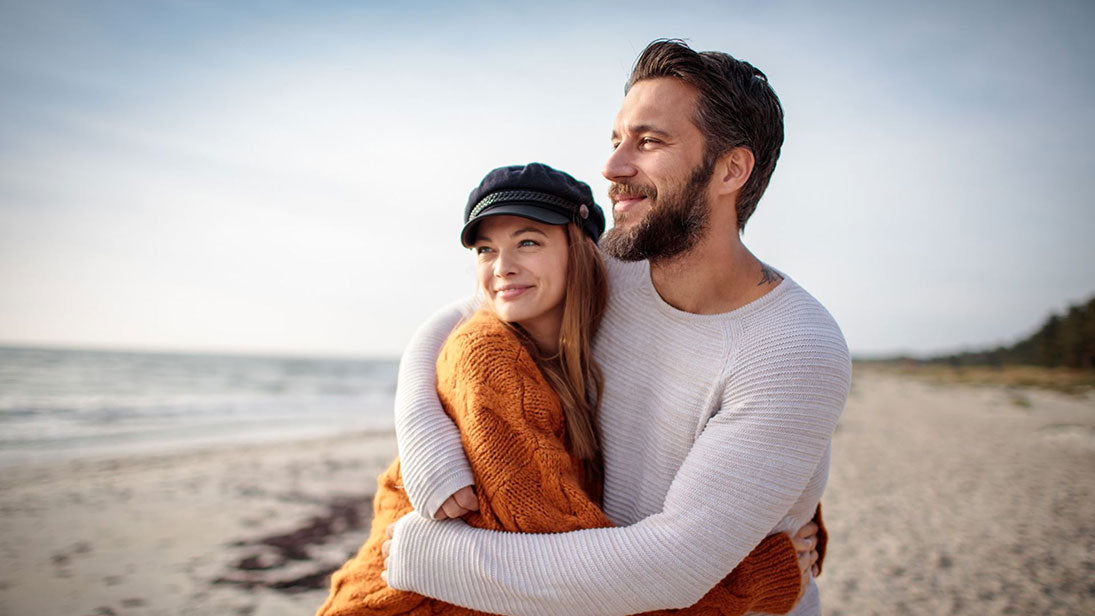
[393,297,477,518]
[387,336,851,616]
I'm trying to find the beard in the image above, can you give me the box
[600,159,715,262]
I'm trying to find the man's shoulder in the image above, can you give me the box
[756,277,843,334]
[736,276,851,376]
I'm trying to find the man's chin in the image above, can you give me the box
[599,227,645,261]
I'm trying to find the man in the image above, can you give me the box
[383,40,851,616]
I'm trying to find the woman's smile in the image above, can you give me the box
[495,284,534,300]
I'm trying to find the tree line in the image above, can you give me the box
[927,294,1095,369]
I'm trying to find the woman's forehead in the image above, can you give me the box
[476,215,562,240]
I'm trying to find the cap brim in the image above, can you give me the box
[460,202,571,247]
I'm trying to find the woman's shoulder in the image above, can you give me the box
[438,310,530,378]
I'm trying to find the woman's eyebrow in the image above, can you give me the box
[511,227,549,237]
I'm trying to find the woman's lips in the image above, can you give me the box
[495,285,532,300]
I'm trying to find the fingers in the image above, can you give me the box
[438,496,465,519]
[795,521,819,539]
[453,485,479,512]
[797,547,810,574]
[381,532,393,584]
[436,485,478,519]
[381,537,392,585]
[797,549,820,575]
[791,533,817,553]
[795,540,820,573]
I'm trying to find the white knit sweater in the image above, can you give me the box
[389,257,852,616]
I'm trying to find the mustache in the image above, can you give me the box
[608,182,657,202]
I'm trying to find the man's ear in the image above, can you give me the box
[714,147,755,197]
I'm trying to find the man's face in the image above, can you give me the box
[600,78,714,262]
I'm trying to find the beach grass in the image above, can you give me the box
[855,361,1095,396]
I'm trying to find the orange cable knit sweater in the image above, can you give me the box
[317,311,823,616]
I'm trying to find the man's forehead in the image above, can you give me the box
[612,78,701,137]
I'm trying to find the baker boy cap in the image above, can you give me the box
[461,162,606,247]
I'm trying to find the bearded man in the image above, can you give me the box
[382,39,851,616]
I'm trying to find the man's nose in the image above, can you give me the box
[603,142,638,182]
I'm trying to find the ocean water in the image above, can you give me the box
[0,346,400,465]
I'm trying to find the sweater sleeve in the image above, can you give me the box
[393,297,478,519]
[387,333,851,616]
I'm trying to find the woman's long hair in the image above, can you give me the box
[500,222,609,495]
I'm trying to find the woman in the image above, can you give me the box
[317,163,820,616]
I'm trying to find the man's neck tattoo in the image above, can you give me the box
[759,263,784,286]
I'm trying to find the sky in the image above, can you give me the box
[1,0,1093,358]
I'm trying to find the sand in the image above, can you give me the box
[0,431,398,616]
[1,369,1092,615]
[817,368,1094,615]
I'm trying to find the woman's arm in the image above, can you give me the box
[392,297,478,518]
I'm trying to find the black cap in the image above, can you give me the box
[461,163,606,247]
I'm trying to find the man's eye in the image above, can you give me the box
[640,137,660,147]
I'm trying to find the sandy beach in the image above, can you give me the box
[1,369,1092,615]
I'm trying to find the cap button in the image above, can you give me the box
[579,204,589,219]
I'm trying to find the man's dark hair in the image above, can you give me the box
[626,39,784,231]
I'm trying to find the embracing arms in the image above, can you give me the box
[389,303,848,616]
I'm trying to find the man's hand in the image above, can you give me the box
[434,484,478,519]
[381,523,394,586]
[790,521,820,603]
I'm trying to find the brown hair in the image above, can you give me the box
[501,222,608,494]
[627,39,784,231]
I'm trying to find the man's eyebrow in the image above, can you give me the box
[612,124,672,141]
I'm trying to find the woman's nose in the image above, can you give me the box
[494,250,518,277]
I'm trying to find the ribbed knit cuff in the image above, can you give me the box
[731,532,803,615]
[418,466,476,520]
[386,513,467,598]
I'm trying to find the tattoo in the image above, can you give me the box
[758,263,784,286]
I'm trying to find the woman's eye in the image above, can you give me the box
[475,246,493,255]
[519,239,539,247]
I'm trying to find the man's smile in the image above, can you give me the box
[612,195,647,214]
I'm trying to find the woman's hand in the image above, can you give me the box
[434,484,479,519]
[790,521,820,602]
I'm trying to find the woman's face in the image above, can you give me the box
[473,215,569,351]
